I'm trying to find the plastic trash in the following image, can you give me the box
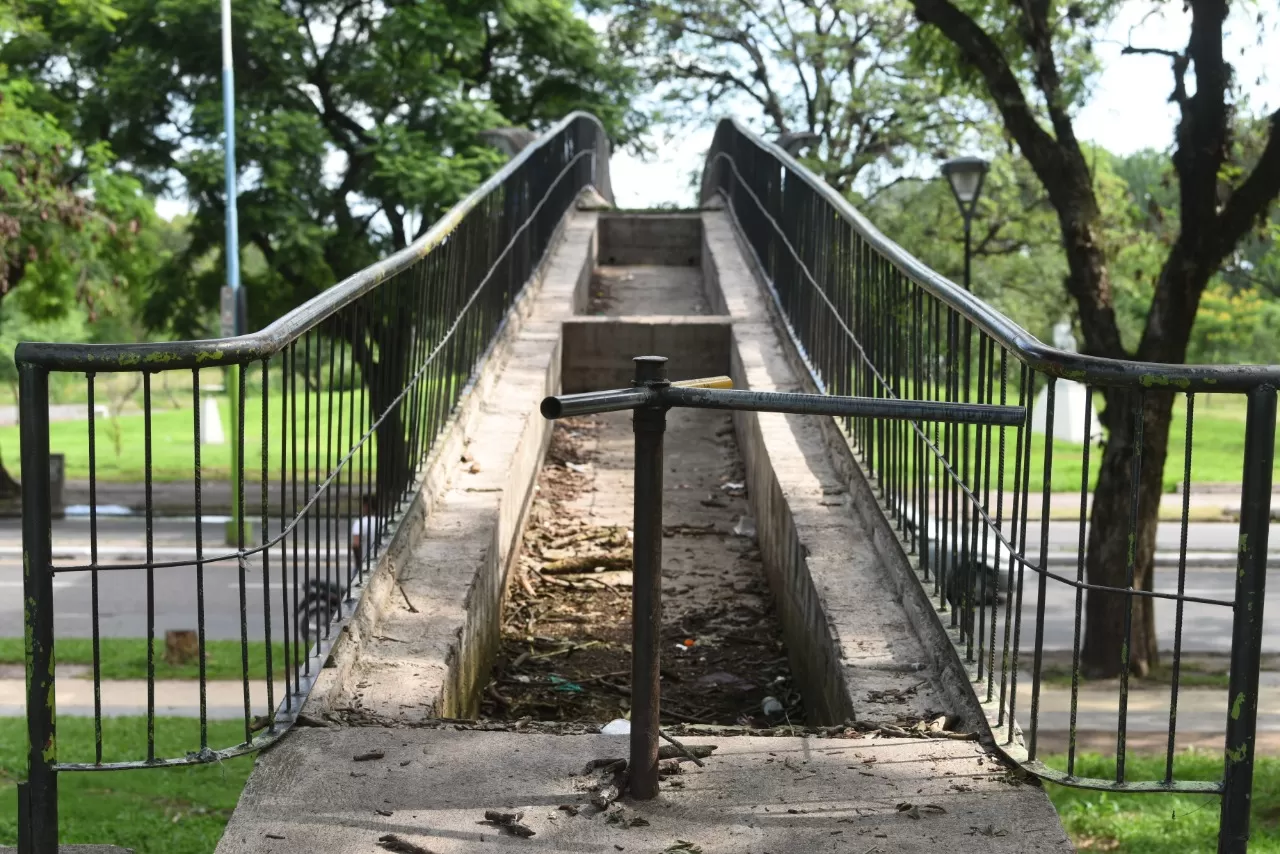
[732,515,758,539]
[601,718,631,736]
[547,675,584,693]
[761,695,784,719]
[565,461,592,473]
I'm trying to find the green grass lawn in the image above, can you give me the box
[0,391,378,483]
[0,717,255,854]
[1045,752,1280,852]
[901,393,1280,494]
[0,638,286,681]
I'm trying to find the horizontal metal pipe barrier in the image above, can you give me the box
[543,380,1026,424]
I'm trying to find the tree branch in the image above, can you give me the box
[1214,110,1280,260]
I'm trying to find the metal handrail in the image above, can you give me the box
[16,111,612,372]
[701,117,1280,392]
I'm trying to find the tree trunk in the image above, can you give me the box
[1081,387,1175,677]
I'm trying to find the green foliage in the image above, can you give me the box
[0,2,158,320]
[4,0,647,337]
[603,0,970,196]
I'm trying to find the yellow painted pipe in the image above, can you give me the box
[671,375,733,389]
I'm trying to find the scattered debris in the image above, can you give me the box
[591,783,621,811]
[658,743,717,762]
[377,834,434,854]
[353,750,386,762]
[866,681,927,704]
[662,841,704,854]
[601,718,631,735]
[265,834,286,840]
[482,810,536,838]
[375,808,394,817]
[896,802,947,820]
[558,804,581,816]
[969,824,1010,837]
[605,809,651,828]
[484,416,801,727]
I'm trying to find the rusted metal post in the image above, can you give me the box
[1219,384,1276,853]
[20,362,57,853]
[630,355,668,799]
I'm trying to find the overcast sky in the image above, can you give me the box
[609,2,1277,208]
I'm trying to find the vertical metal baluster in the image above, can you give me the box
[1117,390,1145,782]
[332,325,347,618]
[19,362,57,851]
[1067,386,1094,776]
[193,369,208,748]
[237,363,251,742]
[1028,380,1056,761]
[279,348,293,707]
[1165,394,1194,784]
[1000,367,1031,733]
[87,373,103,763]
[324,330,337,635]
[987,349,1008,703]
[291,342,302,672]
[260,360,275,731]
[1218,384,1275,854]
[302,332,313,665]
[144,373,155,762]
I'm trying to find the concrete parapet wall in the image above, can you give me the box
[304,210,597,723]
[598,213,702,266]
[701,210,982,727]
[560,317,731,392]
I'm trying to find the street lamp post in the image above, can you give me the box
[941,156,989,292]
[221,0,244,547]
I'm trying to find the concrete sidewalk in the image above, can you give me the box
[0,673,283,718]
[217,728,1071,854]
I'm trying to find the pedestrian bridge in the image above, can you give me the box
[11,113,1275,853]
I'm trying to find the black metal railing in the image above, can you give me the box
[703,118,1274,852]
[14,112,611,853]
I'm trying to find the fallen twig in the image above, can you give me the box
[542,554,632,574]
[659,729,706,767]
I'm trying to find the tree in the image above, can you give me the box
[0,0,159,495]
[604,0,969,196]
[5,0,646,507]
[907,0,1280,675]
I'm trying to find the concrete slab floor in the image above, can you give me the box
[216,728,1072,853]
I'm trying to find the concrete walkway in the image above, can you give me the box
[217,728,1070,854]
[0,675,283,718]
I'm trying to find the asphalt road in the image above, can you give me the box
[0,516,363,640]
[0,517,1276,651]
